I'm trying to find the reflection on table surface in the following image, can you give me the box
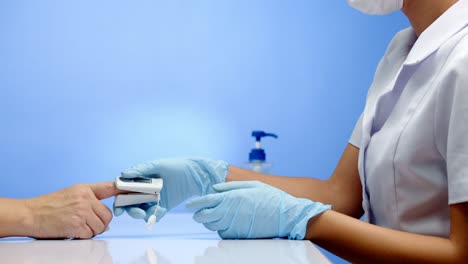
[0,239,330,264]
[0,214,330,264]
[0,240,111,264]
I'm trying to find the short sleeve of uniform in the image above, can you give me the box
[435,35,468,205]
[349,113,363,148]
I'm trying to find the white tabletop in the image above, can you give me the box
[0,213,331,264]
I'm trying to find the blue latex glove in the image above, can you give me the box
[186,181,331,239]
[114,158,229,222]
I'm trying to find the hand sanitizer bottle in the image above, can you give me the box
[245,131,278,174]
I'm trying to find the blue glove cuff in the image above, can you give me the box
[188,158,229,195]
[288,202,332,240]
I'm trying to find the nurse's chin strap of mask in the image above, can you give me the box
[146,193,160,231]
[347,0,403,15]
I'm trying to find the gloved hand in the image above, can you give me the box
[113,158,229,222]
[186,181,331,240]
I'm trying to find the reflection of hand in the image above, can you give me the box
[195,240,317,264]
[26,182,119,239]
[187,181,331,239]
[114,158,228,222]
[0,240,113,264]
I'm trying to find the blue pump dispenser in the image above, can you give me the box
[246,131,278,173]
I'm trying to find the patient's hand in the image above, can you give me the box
[24,182,119,239]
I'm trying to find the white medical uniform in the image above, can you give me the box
[349,0,468,237]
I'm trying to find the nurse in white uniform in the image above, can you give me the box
[117,0,468,262]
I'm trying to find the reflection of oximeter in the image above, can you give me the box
[114,177,163,207]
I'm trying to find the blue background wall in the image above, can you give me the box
[0,0,409,262]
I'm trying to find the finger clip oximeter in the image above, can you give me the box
[114,176,163,207]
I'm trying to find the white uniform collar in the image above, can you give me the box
[405,0,468,65]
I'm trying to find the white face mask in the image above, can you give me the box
[347,0,403,15]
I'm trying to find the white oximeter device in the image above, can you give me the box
[115,176,164,231]
[114,176,163,207]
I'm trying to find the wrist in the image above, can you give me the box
[305,209,331,241]
[0,198,35,237]
[225,165,251,182]
[190,158,229,195]
[289,201,331,240]
[217,160,229,183]
[18,199,35,237]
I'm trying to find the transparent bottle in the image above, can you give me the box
[244,131,278,174]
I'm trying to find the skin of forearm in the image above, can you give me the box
[226,166,333,202]
[306,210,465,264]
[0,198,32,237]
[226,144,364,218]
[226,165,361,217]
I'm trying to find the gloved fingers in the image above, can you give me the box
[156,207,168,222]
[218,229,237,239]
[113,202,156,217]
[144,205,167,222]
[113,206,125,216]
[212,181,264,192]
[125,206,147,219]
[203,218,230,232]
[186,193,224,210]
[139,202,157,211]
[217,224,252,239]
[193,206,225,224]
[121,160,161,178]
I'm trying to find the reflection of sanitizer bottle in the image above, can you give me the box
[245,131,278,174]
